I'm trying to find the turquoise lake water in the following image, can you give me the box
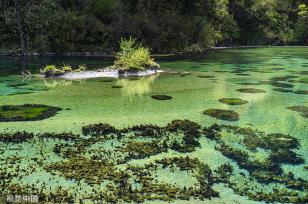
[0,48,307,203]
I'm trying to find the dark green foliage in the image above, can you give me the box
[82,123,117,136]
[1,0,307,54]
[0,104,62,122]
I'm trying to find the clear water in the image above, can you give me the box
[0,48,307,203]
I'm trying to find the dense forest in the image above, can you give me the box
[0,0,308,54]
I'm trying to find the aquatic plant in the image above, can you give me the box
[203,109,240,121]
[82,123,117,136]
[218,98,248,105]
[129,124,163,137]
[111,85,123,88]
[287,106,308,118]
[151,95,173,100]
[236,88,266,93]
[120,141,167,160]
[197,75,215,78]
[113,37,159,72]
[0,104,62,122]
[0,131,34,143]
[39,132,80,141]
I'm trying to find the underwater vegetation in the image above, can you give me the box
[151,95,173,100]
[197,75,215,78]
[287,106,308,118]
[204,124,308,203]
[273,88,308,95]
[0,119,307,203]
[0,104,62,122]
[218,98,248,106]
[0,120,307,203]
[236,88,266,93]
[203,109,240,121]
[111,85,124,89]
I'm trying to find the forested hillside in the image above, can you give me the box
[1,0,308,54]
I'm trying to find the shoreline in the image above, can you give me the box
[1,46,308,58]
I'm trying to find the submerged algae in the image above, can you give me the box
[0,104,62,122]
[0,119,307,203]
[218,98,249,105]
[203,109,240,121]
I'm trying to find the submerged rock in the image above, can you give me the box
[151,95,173,100]
[203,109,240,121]
[236,88,266,93]
[0,104,62,122]
[219,98,248,105]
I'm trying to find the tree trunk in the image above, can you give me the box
[14,0,26,56]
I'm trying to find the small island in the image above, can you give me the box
[40,38,162,80]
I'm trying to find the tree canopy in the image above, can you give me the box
[0,0,307,54]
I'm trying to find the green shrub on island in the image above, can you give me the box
[42,64,87,76]
[42,65,64,76]
[61,65,73,72]
[113,37,160,72]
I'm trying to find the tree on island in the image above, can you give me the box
[111,37,160,72]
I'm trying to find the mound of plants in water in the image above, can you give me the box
[42,64,87,77]
[236,88,266,93]
[203,109,240,121]
[219,98,248,105]
[111,37,160,72]
[0,104,62,122]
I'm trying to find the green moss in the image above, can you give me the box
[218,98,248,105]
[203,109,240,121]
[0,104,62,122]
